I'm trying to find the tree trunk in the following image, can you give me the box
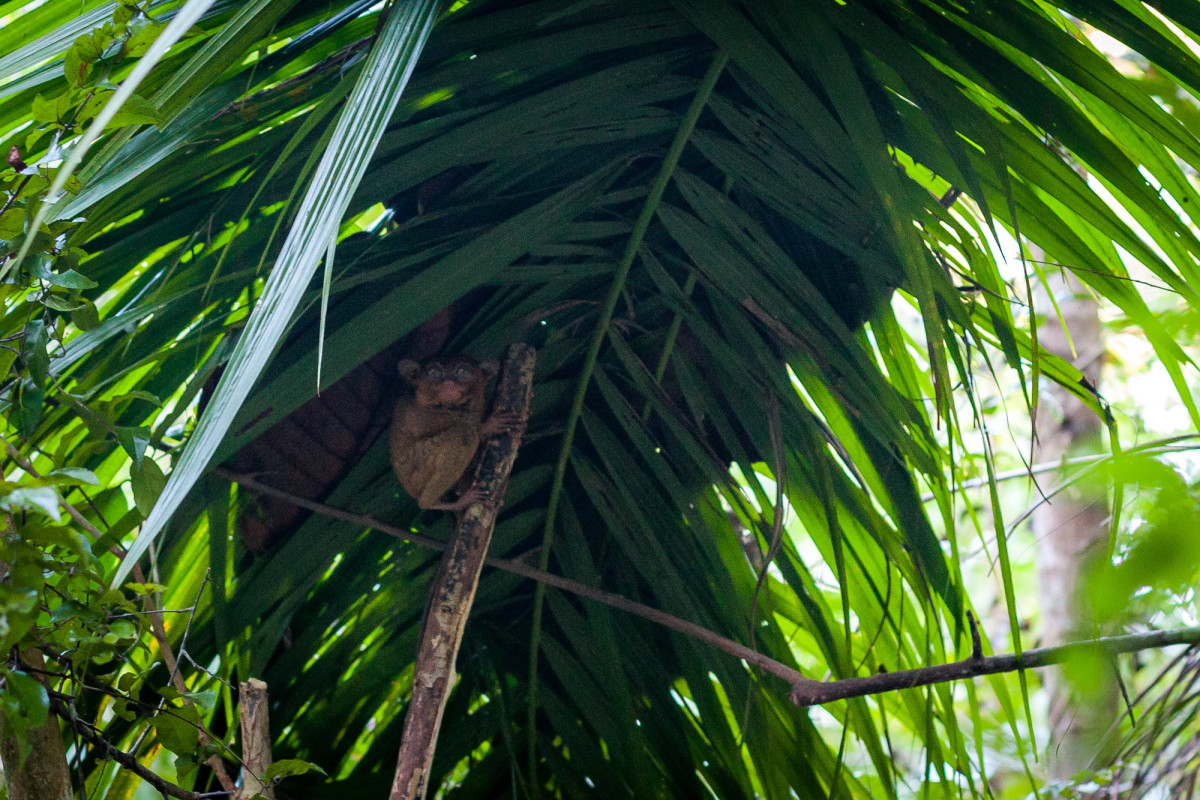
[1033,266,1116,780]
[0,650,72,800]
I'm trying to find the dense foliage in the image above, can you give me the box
[4,0,1200,797]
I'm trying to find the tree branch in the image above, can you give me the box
[216,463,1200,708]
[390,343,535,800]
[788,626,1200,706]
[236,679,274,800]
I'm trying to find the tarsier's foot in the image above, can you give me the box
[480,410,525,438]
[428,483,496,512]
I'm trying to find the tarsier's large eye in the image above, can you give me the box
[427,365,443,380]
[455,364,474,380]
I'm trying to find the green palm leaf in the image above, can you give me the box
[6,1,1200,797]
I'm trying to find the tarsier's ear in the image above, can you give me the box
[480,359,499,379]
[397,360,422,383]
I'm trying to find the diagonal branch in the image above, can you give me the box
[217,469,802,688]
[48,698,228,800]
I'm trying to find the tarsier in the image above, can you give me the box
[389,356,521,510]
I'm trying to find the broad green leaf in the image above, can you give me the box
[0,208,23,238]
[154,708,200,755]
[5,671,49,727]
[1,487,62,521]
[264,758,328,781]
[130,457,166,517]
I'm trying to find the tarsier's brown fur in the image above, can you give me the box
[389,356,519,510]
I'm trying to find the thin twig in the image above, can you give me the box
[749,393,787,642]
[141,570,237,790]
[918,433,1200,502]
[4,438,104,541]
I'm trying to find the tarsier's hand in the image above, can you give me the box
[480,410,525,440]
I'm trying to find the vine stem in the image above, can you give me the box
[524,48,729,793]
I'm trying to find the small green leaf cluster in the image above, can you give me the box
[0,464,144,760]
[37,2,162,131]
[0,135,96,434]
[0,464,236,780]
[153,685,216,781]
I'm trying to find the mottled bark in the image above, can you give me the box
[237,679,274,800]
[1034,267,1116,779]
